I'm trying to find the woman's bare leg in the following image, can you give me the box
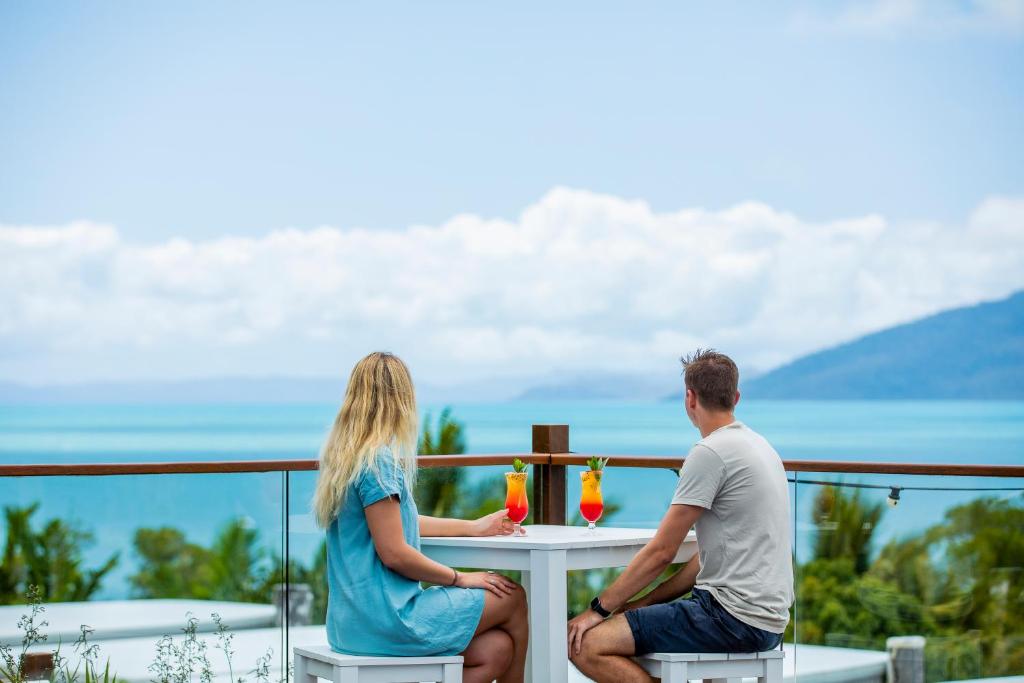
[462,629,514,683]
[472,583,529,683]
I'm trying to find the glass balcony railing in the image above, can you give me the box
[791,471,1024,683]
[1,429,1021,683]
[0,470,289,683]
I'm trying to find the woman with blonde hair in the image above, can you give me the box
[314,352,528,683]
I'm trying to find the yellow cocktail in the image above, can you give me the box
[579,470,604,531]
[505,471,529,537]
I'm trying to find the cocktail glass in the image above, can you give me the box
[505,471,529,537]
[580,470,604,532]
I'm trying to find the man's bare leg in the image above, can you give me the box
[569,615,654,683]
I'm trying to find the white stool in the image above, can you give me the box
[636,650,784,683]
[293,645,462,683]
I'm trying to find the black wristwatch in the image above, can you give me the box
[590,596,611,618]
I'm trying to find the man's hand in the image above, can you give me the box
[567,609,604,656]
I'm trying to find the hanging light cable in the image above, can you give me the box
[887,486,902,507]
[782,478,1022,508]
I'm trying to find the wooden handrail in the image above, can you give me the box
[0,454,1021,478]
[551,454,1024,477]
[4,421,1018,536]
[0,455,537,477]
[0,459,320,477]
[550,454,684,469]
[418,454,548,468]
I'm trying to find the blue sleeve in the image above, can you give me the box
[355,451,405,508]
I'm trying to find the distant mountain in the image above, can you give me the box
[741,291,1024,399]
[516,373,676,401]
[0,376,347,405]
[0,375,518,405]
[9,291,1022,404]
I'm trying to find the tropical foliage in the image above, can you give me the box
[414,407,528,521]
[287,542,328,624]
[130,520,276,602]
[0,504,119,605]
[810,485,883,573]
[414,408,471,517]
[793,485,1024,680]
[129,519,331,623]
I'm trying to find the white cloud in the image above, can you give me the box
[2,187,1023,387]
[792,0,1024,37]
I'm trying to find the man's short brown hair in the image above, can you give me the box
[681,348,739,411]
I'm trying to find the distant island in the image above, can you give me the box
[0,376,347,405]
[738,290,1024,399]
[515,373,677,401]
[0,374,516,405]
[5,291,1021,404]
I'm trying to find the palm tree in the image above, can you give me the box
[0,504,119,604]
[130,519,271,602]
[811,484,884,573]
[415,408,468,517]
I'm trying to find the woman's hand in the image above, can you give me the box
[470,509,523,537]
[455,571,519,597]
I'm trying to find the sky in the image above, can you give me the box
[1,1,1023,391]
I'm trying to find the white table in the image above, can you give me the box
[422,525,697,683]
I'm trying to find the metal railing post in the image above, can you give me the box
[532,424,568,525]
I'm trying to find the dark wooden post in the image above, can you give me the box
[22,653,54,681]
[532,424,568,525]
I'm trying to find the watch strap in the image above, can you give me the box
[590,596,611,618]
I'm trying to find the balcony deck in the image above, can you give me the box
[3,423,1021,683]
[28,622,890,683]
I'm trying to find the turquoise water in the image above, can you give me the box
[1,400,1022,599]
[4,399,1024,463]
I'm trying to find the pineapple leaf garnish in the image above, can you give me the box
[512,457,528,473]
[587,456,608,471]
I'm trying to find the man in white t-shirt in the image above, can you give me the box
[567,349,793,683]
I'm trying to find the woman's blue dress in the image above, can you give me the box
[325,448,485,656]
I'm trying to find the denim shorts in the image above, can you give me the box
[624,588,783,655]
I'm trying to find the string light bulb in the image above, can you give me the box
[887,486,902,507]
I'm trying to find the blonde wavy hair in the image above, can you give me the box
[313,352,419,527]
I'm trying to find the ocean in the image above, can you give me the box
[2,400,1023,599]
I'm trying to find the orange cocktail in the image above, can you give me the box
[505,471,529,537]
[580,470,604,531]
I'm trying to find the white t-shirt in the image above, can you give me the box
[672,421,794,633]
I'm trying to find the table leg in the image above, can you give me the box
[528,549,568,683]
[522,569,533,681]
